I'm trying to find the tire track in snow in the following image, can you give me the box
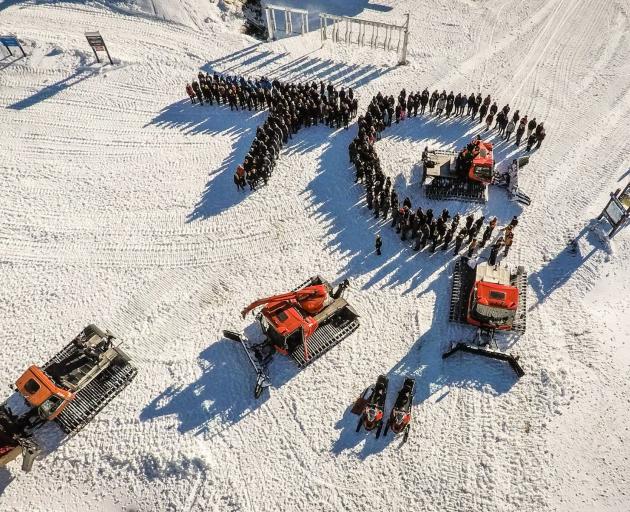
[478,0,511,91]
[509,0,580,108]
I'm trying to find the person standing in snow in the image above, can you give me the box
[391,206,401,229]
[451,213,461,232]
[192,80,203,105]
[479,224,492,248]
[465,214,475,231]
[419,89,429,114]
[495,110,505,131]
[479,217,497,248]
[442,228,453,250]
[375,235,383,256]
[186,83,196,104]
[499,114,509,136]
[234,164,246,191]
[374,191,383,218]
[454,228,467,254]
[526,132,537,152]
[466,93,475,116]
[535,128,546,149]
[473,216,485,234]
[489,237,503,265]
[485,112,494,131]
[429,90,438,113]
[366,185,374,210]
[515,118,526,145]
[435,95,446,116]
[505,119,516,141]
[527,117,537,139]
[503,229,514,256]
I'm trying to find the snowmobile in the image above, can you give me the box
[383,377,414,442]
[355,374,389,438]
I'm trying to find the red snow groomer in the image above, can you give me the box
[0,325,136,472]
[443,257,527,377]
[224,276,359,398]
[422,139,495,202]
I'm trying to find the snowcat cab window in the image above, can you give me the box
[285,329,303,353]
[24,379,40,395]
[262,317,285,347]
[489,291,506,301]
[38,394,65,419]
[472,303,514,326]
[276,311,288,321]
[472,165,492,181]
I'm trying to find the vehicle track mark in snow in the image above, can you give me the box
[478,0,510,92]
[509,0,580,106]
[182,467,206,512]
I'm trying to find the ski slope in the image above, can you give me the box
[1,0,629,510]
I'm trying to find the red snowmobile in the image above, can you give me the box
[383,377,415,442]
[355,375,389,438]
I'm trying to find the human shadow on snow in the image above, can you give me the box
[147,49,390,221]
[148,100,376,221]
[200,44,392,89]
[146,98,268,220]
[332,268,520,458]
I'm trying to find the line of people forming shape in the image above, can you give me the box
[185,73,359,191]
[350,90,527,262]
[356,89,547,151]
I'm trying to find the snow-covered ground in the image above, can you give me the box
[1,0,629,510]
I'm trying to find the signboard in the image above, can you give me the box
[0,37,19,47]
[0,35,26,57]
[85,31,112,64]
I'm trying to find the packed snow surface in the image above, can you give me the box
[1,0,629,511]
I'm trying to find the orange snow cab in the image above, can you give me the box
[16,366,74,421]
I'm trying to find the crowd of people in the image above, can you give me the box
[349,89,525,263]
[347,88,547,151]
[185,72,359,191]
